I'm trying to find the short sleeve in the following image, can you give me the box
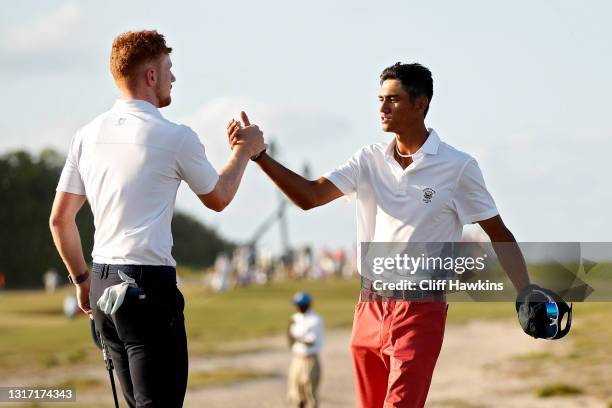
[56,131,86,195]
[176,128,219,195]
[453,159,498,224]
[322,147,365,195]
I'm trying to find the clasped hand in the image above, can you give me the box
[226,111,267,160]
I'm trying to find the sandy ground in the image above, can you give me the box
[4,320,606,408]
[181,321,605,408]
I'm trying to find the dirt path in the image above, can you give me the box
[183,320,605,408]
[184,329,354,408]
[3,320,605,407]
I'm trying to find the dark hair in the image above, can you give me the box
[380,62,433,117]
[111,30,172,87]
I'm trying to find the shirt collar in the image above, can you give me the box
[385,128,441,159]
[113,99,163,118]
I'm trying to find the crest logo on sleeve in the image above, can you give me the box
[422,188,436,203]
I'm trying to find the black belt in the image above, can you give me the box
[92,263,176,284]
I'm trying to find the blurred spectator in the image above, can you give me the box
[63,295,80,319]
[43,269,60,293]
[287,292,324,408]
[212,253,231,292]
[294,246,314,279]
[334,247,347,277]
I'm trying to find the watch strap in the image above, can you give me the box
[68,270,90,285]
[251,149,267,161]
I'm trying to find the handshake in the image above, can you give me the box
[226,111,267,161]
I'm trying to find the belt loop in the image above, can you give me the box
[103,264,109,279]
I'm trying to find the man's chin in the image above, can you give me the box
[381,123,394,132]
[159,96,172,108]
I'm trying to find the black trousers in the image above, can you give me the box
[90,264,188,408]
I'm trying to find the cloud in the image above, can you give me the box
[1,3,82,53]
[180,96,353,174]
[175,97,357,251]
[0,117,84,154]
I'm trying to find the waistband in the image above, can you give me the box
[360,277,446,302]
[92,263,176,284]
[359,288,446,302]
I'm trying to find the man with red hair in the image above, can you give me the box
[50,30,265,407]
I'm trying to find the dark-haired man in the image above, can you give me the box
[49,30,265,407]
[228,63,529,407]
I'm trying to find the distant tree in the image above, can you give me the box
[0,149,232,289]
[172,212,234,268]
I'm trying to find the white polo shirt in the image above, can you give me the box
[289,311,324,356]
[56,99,219,266]
[323,129,498,270]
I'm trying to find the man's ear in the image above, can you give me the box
[416,95,429,114]
[144,66,157,87]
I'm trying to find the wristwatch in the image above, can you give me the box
[68,270,90,285]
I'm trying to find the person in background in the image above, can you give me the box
[43,269,60,293]
[287,292,324,408]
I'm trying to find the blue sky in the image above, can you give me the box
[2,1,611,253]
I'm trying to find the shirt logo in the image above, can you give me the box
[117,117,126,126]
[422,188,436,203]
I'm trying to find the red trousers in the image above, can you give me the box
[350,300,447,408]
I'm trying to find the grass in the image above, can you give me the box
[0,290,102,372]
[511,351,553,361]
[183,277,360,355]
[505,302,612,400]
[188,367,277,388]
[536,383,583,398]
[5,367,274,408]
[42,377,105,391]
[0,277,508,372]
[0,278,361,373]
[2,276,612,403]
[0,278,602,370]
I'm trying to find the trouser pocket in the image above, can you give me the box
[113,286,181,344]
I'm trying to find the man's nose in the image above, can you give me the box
[380,101,390,113]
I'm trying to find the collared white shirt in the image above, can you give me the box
[323,129,498,272]
[56,99,219,266]
[289,311,324,356]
